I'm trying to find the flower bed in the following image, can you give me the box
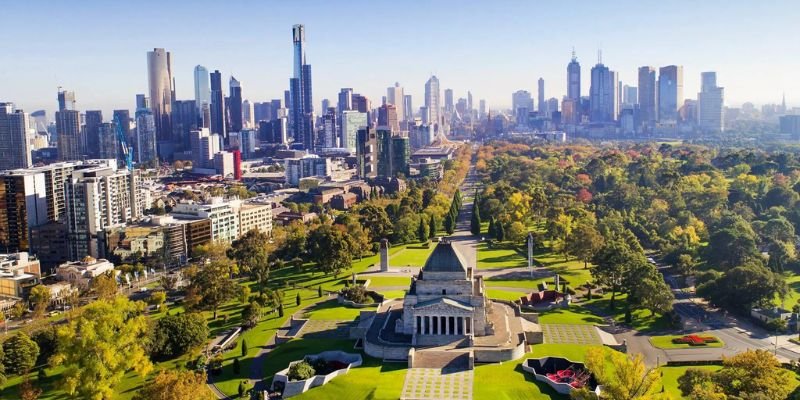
[671,334,719,346]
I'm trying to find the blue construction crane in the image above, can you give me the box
[113,114,133,171]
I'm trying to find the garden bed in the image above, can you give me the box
[649,334,724,349]
[271,351,363,398]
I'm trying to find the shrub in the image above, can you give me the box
[287,361,315,381]
[341,285,371,304]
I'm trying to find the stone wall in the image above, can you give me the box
[473,340,526,363]
[271,351,363,398]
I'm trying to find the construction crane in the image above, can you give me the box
[113,114,133,171]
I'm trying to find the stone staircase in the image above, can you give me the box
[412,349,473,372]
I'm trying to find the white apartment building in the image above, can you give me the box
[233,200,273,237]
[172,198,239,243]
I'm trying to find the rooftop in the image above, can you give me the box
[422,241,468,273]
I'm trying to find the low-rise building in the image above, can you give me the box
[234,201,273,237]
[0,252,41,298]
[56,256,114,290]
[331,192,358,210]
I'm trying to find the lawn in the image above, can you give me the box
[263,338,407,400]
[473,344,605,400]
[781,272,800,307]
[477,242,528,269]
[649,334,724,349]
[537,306,606,325]
[389,243,436,267]
[486,289,526,302]
[364,276,412,288]
[659,365,722,399]
[375,290,407,299]
[485,278,545,290]
[303,299,371,320]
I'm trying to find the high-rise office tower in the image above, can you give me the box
[697,72,724,133]
[537,78,545,114]
[229,76,243,132]
[356,127,377,179]
[135,94,149,110]
[135,108,157,164]
[638,66,657,129]
[387,83,405,123]
[172,100,198,149]
[657,65,683,122]
[424,76,441,128]
[321,108,337,148]
[341,111,368,152]
[210,70,226,138]
[338,88,353,114]
[146,48,174,141]
[623,85,638,106]
[467,91,473,113]
[57,108,81,161]
[479,100,486,118]
[378,104,399,133]
[97,122,118,160]
[444,88,454,114]
[512,90,534,122]
[567,50,581,101]
[403,95,413,121]
[0,171,47,252]
[321,99,331,113]
[84,110,103,158]
[589,54,618,123]
[289,24,314,149]
[57,90,76,111]
[0,103,32,169]
[194,65,211,113]
[113,109,131,147]
[242,100,253,128]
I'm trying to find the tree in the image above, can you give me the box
[696,263,787,312]
[160,274,179,291]
[318,286,323,298]
[487,217,495,238]
[583,347,666,400]
[417,214,430,242]
[133,370,214,400]
[495,222,505,241]
[92,271,118,300]
[470,197,482,236]
[241,339,248,358]
[706,228,760,270]
[296,293,301,306]
[679,349,794,400]
[51,297,153,399]
[11,301,25,319]
[3,332,39,375]
[227,229,271,277]
[634,275,674,316]
[567,223,604,269]
[150,313,209,360]
[28,285,50,318]
[288,361,315,381]
[676,254,696,276]
[241,302,262,329]
[429,214,438,237]
[506,221,527,243]
[187,261,237,319]
[550,213,576,261]
[307,224,353,275]
[237,381,248,398]
[232,358,241,374]
[148,291,167,311]
[239,286,251,305]
[677,368,716,397]
[355,204,392,242]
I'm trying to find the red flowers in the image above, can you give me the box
[672,334,719,346]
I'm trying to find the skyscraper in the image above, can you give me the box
[377,104,399,132]
[697,72,724,133]
[403,95,413,121]
[537,78,545,114]
[341,111,367,152]
[623,85,638,106]
[242,100,253,128]
[210,70,226,138]
[289,24,314,149]
[387,83,405,123]
[467,91,473,114]
[657,65,683,122]
[589,55,618,123]
[229,76,243,132]
[338,88,353,114]
[97,122,118,160]
[113,109,131,147]
[84,110,103,158]
[444,88,454,114]
[146,48,173,141]
[135,108,157,164]
[56,108,81,161]
[135,94,148,110]
[194,65,211,113]
[424,76,441,128]
[567,50,581,101]
[512,90,533,118]
[57,90,76,111]
[0,102,32,169]
[638,66,657,129]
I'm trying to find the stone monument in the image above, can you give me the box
[380,238,390,272]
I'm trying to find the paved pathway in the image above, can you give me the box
[401,368,474,400]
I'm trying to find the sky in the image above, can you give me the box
[2,0,799,118]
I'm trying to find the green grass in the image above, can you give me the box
[473,344,605,400]
[659,365,722,399]
[485,278,545,290]
[649,335,724,349]
[263,339,407,400]
[375,290,406,299]
[780,272,800,307]
[303,299,372,320]
[477,242,528,269]
[389,243,436,267]
[486,289,526,302]
[537,306,606,325]
[364,276,412,287]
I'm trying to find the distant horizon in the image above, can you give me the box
[2,0,798,118]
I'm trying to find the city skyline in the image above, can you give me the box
[2,0,799,117]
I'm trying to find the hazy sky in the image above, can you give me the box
[2,0,798,118]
